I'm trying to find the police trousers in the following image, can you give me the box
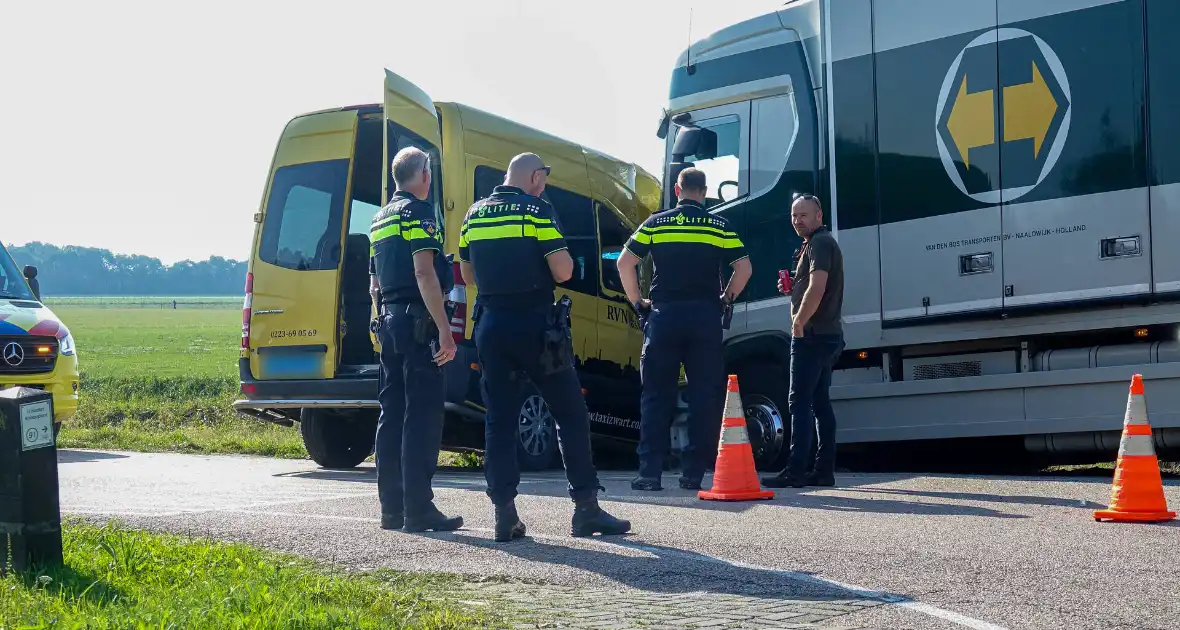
[637,301,726,481]
[473,305,600,505]
[375,305,446,517]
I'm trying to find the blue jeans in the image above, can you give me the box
[782,331,844,480]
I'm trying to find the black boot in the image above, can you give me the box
[760,473,807,488]
[403,504,464,533]
[380,512,404,530]
[494,502,526,542]
[571,496,631,538]
[806,471,836,487]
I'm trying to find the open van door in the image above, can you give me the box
[382,69,444,205]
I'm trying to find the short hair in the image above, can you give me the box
[391,147,429,187]
[792,192,823,211]
[677,167,707,193]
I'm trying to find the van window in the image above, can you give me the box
[543,186,596,237]
[258,159,349,271]
[474,165,504,201]
[546,186,598,296]
[0,244,35,301]
[596,203,632,295]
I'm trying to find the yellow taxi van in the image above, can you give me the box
[0,240,80,431]
[234,69,662,470]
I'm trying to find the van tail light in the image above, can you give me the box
[449,262,467,345]
[241,272,253,350]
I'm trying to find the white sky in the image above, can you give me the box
[0,0,783,265]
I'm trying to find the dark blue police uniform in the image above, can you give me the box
[459,184,631,541]
[622,199,748,490]
[370,190,461,532]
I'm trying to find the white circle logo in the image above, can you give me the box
[934,28,1071,204]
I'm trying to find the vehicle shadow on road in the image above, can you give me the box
[57,449,129,464]
[444,531,900,603]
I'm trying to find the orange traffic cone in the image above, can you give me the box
[699,375,775,502]
[1093,374,1176,523]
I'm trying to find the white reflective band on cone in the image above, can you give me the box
[1124,394,1149,426]
[1119,434,1157,457]
[724,390,744,419]
[721,425,750,445]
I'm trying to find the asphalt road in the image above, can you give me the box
[56,449,1179,630]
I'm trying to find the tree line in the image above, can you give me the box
[9,242,247,297]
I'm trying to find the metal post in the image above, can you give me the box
[0,386,62,574]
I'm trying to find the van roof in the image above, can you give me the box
[287,100,663,224]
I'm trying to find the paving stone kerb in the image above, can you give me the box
[441,581,885,629]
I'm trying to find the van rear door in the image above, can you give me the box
[248,110,358,381]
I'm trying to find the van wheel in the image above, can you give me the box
[517,391,559,471]
[300,408,376,469]
[734,361,789,471]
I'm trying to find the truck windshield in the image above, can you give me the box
[0,243,36,301]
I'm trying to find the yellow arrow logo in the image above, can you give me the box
[946,74,995,168]
[1003,60,1058,158]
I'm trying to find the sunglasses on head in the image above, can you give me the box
[535,166,551,176]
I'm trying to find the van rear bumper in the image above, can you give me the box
[232,358,485,419]
[234,358,379,410]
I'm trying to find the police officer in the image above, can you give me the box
[369,146,463,533]
[615,167,752,491]
[458,152,631,542]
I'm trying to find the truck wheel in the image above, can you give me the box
[517,391,559,472]
[300,408,376,469]
[734,362,789,471]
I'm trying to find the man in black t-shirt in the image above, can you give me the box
[762,193,846,489]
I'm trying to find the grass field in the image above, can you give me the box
[47,297,311,458]
[0,519,511,628]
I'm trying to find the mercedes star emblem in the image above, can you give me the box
[3,342,24,367]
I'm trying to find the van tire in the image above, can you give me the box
[516,388,559,472]
[300,408,376,469]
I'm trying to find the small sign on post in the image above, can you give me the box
[0,387,63,574]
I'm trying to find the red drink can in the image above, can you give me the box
[778,269,792,294]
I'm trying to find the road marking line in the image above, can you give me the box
[219,507,1007,630]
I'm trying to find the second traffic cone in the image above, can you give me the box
[699,375,775,502]
[1093,374,1176,523]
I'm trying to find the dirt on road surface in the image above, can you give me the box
[57,449,1179,630]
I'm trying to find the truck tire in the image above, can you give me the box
[733,361,790,471]
[300,408,376,469]
[516,388,559,472]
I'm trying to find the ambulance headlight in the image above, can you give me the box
[59,332,76,356]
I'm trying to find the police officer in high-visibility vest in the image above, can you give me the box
[458,152,631,542]
[615,167,752,491]
[369,146,463,533]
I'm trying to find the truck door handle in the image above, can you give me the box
[959,252,993,275]
[1100,236,1141,259]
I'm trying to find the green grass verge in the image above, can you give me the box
[1,519,512,629]
[43,302,481,466]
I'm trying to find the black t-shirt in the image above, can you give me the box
[623,200,748,304]
[369,191,447,304]
[790,226,844,335]
[458,185,567,309]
